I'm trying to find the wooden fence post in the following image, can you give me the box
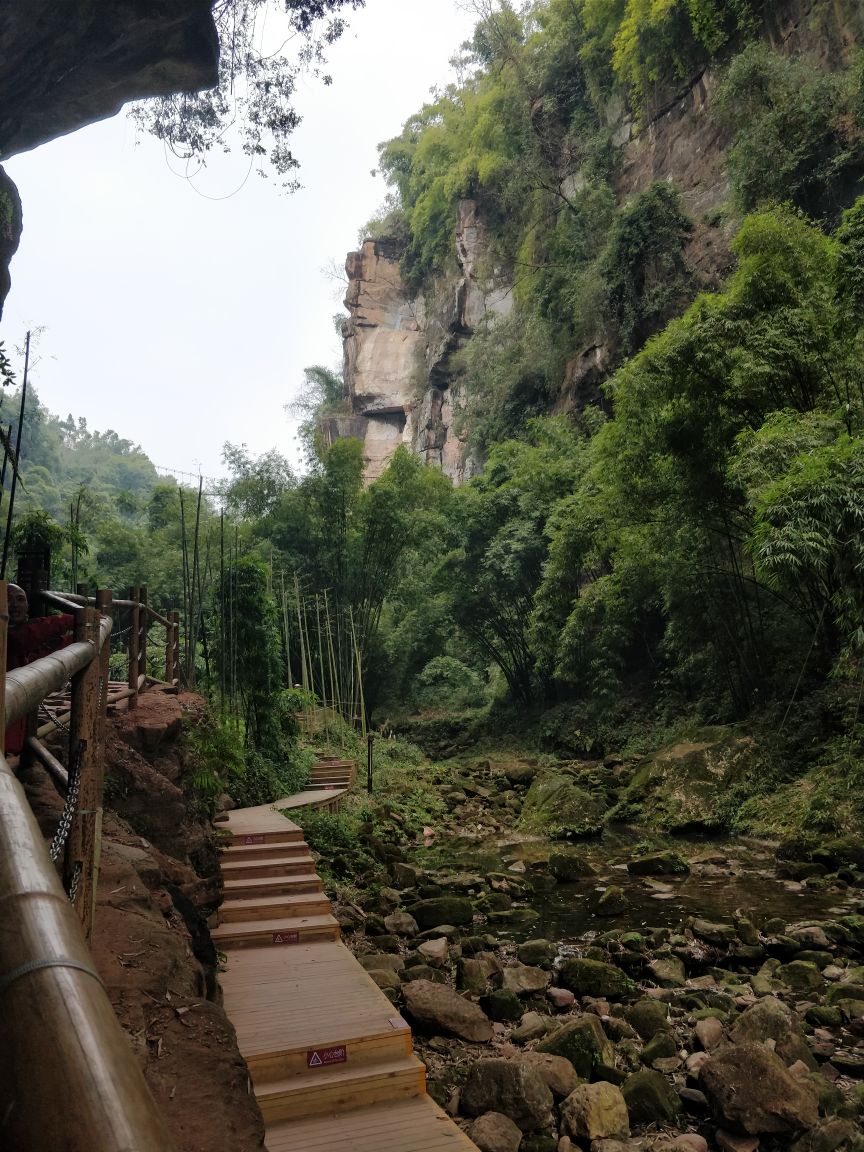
[172,610,180,686]
[92,589,112,930]
[0,581,7,756]
[139,584,148,684]
[63,605,100,938]
[128,586,139,711]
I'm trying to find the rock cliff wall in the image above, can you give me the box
[341,201,511,483]
[339,0,862,484]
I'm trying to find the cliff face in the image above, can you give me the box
[341,201,511,483]
[0,0,219,318]
[340,0,862,484]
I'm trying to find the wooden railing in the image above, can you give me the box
[0,581,176,1151]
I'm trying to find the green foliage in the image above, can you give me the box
[414,656,486,711]
[130,1,363,186]
[599,182,695,357]
[716,42,864,218]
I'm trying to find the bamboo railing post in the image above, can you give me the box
[63,605,100,938]
[172,610,180,685]
[0,582,6,756]
[165,616,175,684]
[128,586,140,710]
[139,584,148,683]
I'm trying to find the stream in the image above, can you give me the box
[417,827,859,943]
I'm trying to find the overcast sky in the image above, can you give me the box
[0,1,477,483]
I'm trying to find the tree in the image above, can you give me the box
[131,0,364,186]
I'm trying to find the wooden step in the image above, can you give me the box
[219,892,332,923]
[227,828,305,847]
[221,840,309,862]
[220,854,317,880]
[211,913,340,948]
[256,1055,426,1123]
[265,1094,479,1152]
[251,1026,412,1085]
[223,874,324,898]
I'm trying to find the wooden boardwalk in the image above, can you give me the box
[216,799,477,1152]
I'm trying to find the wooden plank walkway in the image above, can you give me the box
[216,799,478,1152]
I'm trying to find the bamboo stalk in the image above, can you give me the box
[1,332,29,580]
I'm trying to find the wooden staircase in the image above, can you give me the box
[309,757,357,791]
[216,802,478,1151]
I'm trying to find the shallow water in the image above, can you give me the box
[417,827,861,944]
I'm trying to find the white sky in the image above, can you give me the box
[0,1,477,482]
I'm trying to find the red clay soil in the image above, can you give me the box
[19,689,265,1152]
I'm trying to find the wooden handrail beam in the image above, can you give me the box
[25,735,68,793]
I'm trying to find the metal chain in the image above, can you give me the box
[66,862,82,905]
[38,702,71,735]
[48,740,86,863]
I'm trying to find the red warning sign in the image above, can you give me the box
[243,834,265,845]
[307,1045,347,1068]
[271,931,300,945]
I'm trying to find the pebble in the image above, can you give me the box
[672,1137,708,1152]
[547,987,576,1010]
[685,1051,710,1077]
[695,1017,724,1051]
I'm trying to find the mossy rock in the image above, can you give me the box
[536,1014,614,1079]
[617,728,756,832]
[622,1069,680,1124]
[627,851,690,876]
[557,958,634,998]
[520,773,607,839]
[549,850,597,882]
[480,988,524,1023]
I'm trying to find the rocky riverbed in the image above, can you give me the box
[332,753,864,1152]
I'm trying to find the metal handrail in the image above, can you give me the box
[0,585,175,1150]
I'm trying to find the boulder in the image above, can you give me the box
[626,999,670,1040]
[547,987,576,1011]
[729,998,815,1068]
[462,1059,555,1132]
[402,980,493,1042]
[518,939,556,967]
[558,958,633,998]
[695,1017,724,1051]
[411,896,474,929]
[418,937,449,967]
[502,964,550,996]
[621,1070,680,1124]
[618,731,756,831]
[561,1082,630,1142]
[470,1112,523,1152]
[627,852,690,876]
[691,920,737,947]
[776,961,824,993]
[512,1012,553,1044]
[384,911,419,937]
[700,1044,818,1134]
[649,957,687,988]
[537,1014,614,1079]
[549,851,597,882]
[521,774,607,838]
[480,989,524,1023]
[596,886,628,916]
[458,957,489,994]
[519,1052,580,1098]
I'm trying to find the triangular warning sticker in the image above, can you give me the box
[274,934,283,943]
[308,1051,322,1067]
